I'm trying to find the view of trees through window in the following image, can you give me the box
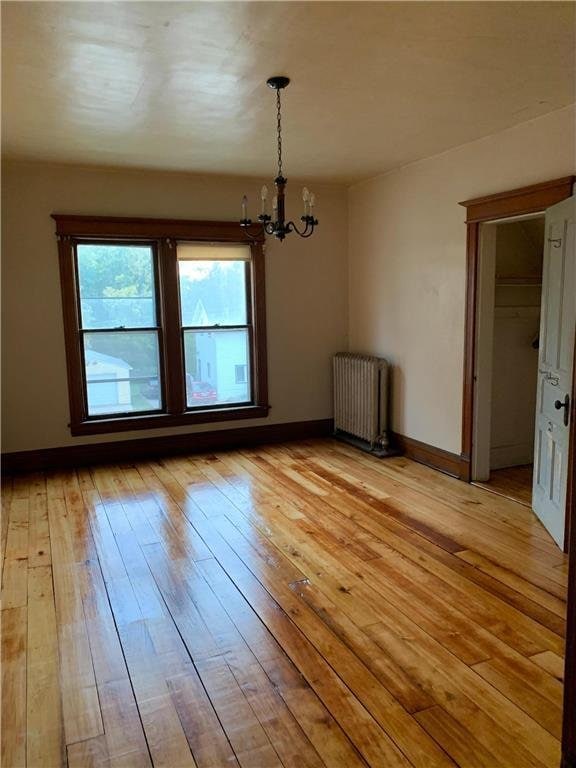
[77,244,161,415]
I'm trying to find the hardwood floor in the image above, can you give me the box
[474,464,534,507]
[1,439,567,768]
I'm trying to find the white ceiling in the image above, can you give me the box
[2,1,574,183]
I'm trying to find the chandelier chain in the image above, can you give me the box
[276,89,283,178]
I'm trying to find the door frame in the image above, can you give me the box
[459,176,576,767]
[458,176,574,484]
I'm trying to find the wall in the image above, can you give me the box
[490,219,543,470]
[348,105,575,455]
[1,161,348,452]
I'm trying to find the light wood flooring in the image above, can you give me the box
[474,464,534,508]
[1,439,567,768]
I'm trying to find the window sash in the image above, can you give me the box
[73,240,166,420]
[80,328,164,419]
[181,326,253,412]
[177,256,255,412]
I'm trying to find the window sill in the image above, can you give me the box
[70,404,270,436]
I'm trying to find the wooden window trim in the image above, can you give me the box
[53,215,269,436]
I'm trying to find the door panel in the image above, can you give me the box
[533,196,575,548]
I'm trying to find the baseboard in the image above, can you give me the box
[490,443,533,470]
[392,432,466,479]
[2,419,334,474]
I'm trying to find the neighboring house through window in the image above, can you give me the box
[54,216,268,435]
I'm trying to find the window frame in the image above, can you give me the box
[53,215,269,436]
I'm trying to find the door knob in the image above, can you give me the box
[554,394,570,427]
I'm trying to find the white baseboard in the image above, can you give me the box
[490,443,533,470]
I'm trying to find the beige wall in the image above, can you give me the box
[1,161,348,452]
[348,105,575,455]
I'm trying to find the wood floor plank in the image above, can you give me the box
[166,671,241,768]
[2,606,27,768]
[414,706,507,768]
[78,557,152,767]
[26,565,64,768]
[47,496,104,745]
[471,657,563,738]
[67,735,110,768]
[530,650,565,681]
[1,440,567,768]
[103,575,198,768]
[2,497,29,609]
[28,493,51,568]
[1,476,13,581]
[474,464,533,507]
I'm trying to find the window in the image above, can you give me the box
[54,216,268,435]
[235,364,248,384]
[178,243,251,409]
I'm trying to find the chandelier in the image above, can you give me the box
[240,76,318,241]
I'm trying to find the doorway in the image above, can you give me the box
[459,177,576,767]
[471,214,545,507]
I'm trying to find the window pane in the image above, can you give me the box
[184,329,250,407]
[178,260,247,327]
[84,331,161,415]
[77,244,156,329]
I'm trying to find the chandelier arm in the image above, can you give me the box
[240,221,265,241]
[286,220,315,238]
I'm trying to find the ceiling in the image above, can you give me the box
[2,1,574,184]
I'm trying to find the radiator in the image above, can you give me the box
[333,352,390,451]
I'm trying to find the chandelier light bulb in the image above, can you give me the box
[272,195,278,213]
[302,187,309,202]
[309,193,316,210]
[261,185,268,200]
[241,195,248,221]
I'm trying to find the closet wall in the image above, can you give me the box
[490,218,544,469]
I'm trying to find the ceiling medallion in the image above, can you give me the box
[240,76,318,241]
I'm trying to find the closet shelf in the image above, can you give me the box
[495,275,542,287]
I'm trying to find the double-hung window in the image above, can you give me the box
[178,243,252,409]
[54,216,268,435]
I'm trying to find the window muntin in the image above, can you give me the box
[178,244,253,411]
[76,243,163,418]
